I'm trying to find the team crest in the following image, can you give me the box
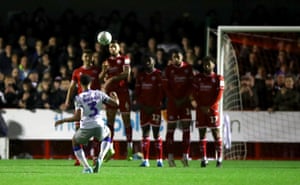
[117,59,122,64]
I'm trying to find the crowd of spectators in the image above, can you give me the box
[0,5,300,111]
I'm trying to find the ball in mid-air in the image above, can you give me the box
[97,31,112,45]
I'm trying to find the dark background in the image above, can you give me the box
[1,0,299,27]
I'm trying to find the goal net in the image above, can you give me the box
[215,26,300,160]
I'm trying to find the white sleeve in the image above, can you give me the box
[74,95,82,110]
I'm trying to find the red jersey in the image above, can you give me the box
[106,55,130,89]
[71,66,101,94]
[193,72,224,114]
[135,69,163,107]
[163,61,193,99]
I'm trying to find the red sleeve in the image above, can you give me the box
[210,75,224,106]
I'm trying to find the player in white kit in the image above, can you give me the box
[55,74,119,174]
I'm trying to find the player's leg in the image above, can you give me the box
[94,126,112,173]
[119,89,133,160]
[91,137,100,165]
[180,120,191,167]
[153,126,163,167]
[212,128,222,167]
[103,108,117,162]
[166,121,176,167]
[121,112,133,160]
[140,125,150,167]
[165,100,177,167]
[199,128,208,167]
[72,130,93,173]
[178,103,192,167]
[73,121,81,166]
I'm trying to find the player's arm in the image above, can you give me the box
[99,60,108,83]
[64,80,76,107]
[208,76,225,106]
[114,64,131,82]
[54,109,81,126]
[103,64,130,92]
[105,91,119,107]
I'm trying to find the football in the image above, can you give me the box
[97,31,112,45]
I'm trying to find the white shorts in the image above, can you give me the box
[73,125,110,144]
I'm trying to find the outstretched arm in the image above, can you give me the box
[54,109,81,127]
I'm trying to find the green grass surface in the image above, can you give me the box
[0,159,299,185]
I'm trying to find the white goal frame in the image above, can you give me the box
[217,26,300,126]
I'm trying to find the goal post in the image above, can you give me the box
[216,26,300,160]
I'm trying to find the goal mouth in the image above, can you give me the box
[214,26,300,160]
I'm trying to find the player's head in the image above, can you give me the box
[109,40,120,56]
[170,50,183,66]
[143,55,155,71]
[202,56,216,73]
[80,74,92,88]
[82,49,93,66]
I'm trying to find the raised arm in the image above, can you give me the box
[64,80,76,107]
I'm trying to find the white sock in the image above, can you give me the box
[183,153,189,160]
[168,153,174,160]
[74,148,90,168]
[127,142,133,149]
[109,142,114,150]
[99,140,111,161]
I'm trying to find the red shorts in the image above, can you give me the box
[106,87,130,113]
[195,110,220,128]
[166,98,192,123]
[140,108,161,127]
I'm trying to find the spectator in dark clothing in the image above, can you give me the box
[240,75,259,110]
[254,66,267,110]
[35,90,51,109]
[264,74,278,109]
[268,74,300,111]
[49,76,66,110]
[17,78,37,109]
[1,75,19,108]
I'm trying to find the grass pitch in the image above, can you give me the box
[0,159,299,185]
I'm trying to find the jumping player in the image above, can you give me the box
[99,40,133,160]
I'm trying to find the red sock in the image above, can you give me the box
[142,137,150,160]
[166,129,174,154]
[125,126,132,143]
[155,136,163,160]
[200,139,207,159]
[182,128,190,154]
